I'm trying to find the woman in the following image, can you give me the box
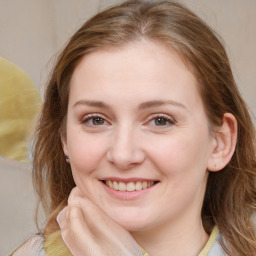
[11,0,256,255]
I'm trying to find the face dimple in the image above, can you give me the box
[64,40,214,232]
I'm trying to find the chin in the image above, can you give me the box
[107,208,153,232]
[118,219,149,232]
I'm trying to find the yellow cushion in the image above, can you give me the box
[0,58,41,162]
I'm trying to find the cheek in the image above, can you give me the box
[68,132,108,176]
[147,131,211,176]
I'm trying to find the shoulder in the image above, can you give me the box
[208,215,256,256]
[9,233,46,256]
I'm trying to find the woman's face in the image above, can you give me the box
[62,40,217,232]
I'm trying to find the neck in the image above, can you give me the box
[131,216,209,256]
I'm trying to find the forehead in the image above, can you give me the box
[69,40,202,110]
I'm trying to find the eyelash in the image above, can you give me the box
[80,113,175,129]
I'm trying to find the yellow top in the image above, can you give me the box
[0,57,41,162]
[9,225,219,255]
[44,226,219,256]
[44,231,73,256]
[198,226,219,256]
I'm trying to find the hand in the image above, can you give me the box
[57,187,143,256]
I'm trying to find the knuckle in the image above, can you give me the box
[69,206,83,219]
[68,189,82,207]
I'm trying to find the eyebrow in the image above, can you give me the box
[72,100,111,109]
[138,100,187,111]
[72,99,187,111]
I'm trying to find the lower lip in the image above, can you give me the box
[102,182,156,200]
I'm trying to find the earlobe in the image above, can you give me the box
[207,113,237,172]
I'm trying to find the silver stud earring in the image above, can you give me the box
[66,155,70,163]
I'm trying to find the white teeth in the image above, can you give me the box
[113,181,119,190]
[135,181,142,191]
[127,182,136,191]
[119,182,126,191]
[142,181,147,189]
[105,180,156,192]
[108,180,113,189]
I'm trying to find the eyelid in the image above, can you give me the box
[81,113,102,120]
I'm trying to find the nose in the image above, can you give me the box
[106,125,145,170]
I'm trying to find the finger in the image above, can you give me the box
[68,188,120,232]
[69,192,131,240]
[68,187,106,219]
[69,206,90,238]
[61,206,97,255]
[67,188,102,229]
[68,187,84,207]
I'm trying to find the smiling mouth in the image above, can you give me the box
[102,180,159,192]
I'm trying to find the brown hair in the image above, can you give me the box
[33,1,256,254]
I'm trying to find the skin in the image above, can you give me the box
[59,40,237,256]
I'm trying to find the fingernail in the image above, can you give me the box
[56,209,64,225]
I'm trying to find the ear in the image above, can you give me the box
[61,132,69,157]
[207,113,237,172]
